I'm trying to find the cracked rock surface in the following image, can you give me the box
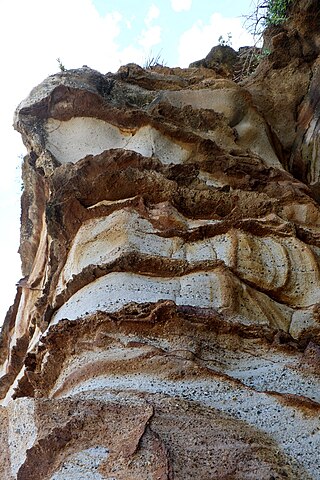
[2,3,320,477]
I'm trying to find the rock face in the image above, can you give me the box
[2,4,320,478]
[244,0,320,198]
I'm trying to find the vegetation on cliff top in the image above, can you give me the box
[265,0,293,26]
[248,0,293,38]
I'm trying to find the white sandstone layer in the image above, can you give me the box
[50,447,108,480]
[45,117,190,165]
[56,209,320,307]
[52,270,292,330]
[7,398,38,477]
[161,88,282,168]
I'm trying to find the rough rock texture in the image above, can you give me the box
[243,0,320,194]
[189,44,261,81]
[189,45,239,77]
[2,2,320,478]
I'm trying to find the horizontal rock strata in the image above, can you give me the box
[1,25,320,478]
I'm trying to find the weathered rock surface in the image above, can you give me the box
[2,3,320,477]
[244,0,320,196]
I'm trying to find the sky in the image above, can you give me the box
[0,0,255,323]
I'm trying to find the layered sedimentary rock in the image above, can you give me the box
[2,5,320,477]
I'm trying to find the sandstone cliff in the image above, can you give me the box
[1,1,320,478]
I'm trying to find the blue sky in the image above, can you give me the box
[91,0,254,66]
[0,0,255,322]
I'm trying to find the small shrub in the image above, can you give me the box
[144,50,166,69]
[265,0,293,26]
[244,0,293,41]
[56,57,66,72]
[218,33,232,47]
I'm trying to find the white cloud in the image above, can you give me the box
[177,13,255,66]
[0,0,124,78]
[117,45,146,67]
[171,0,192,12]
[138,25,162,50]
[145,4,160,26]
[140,4,162,51]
